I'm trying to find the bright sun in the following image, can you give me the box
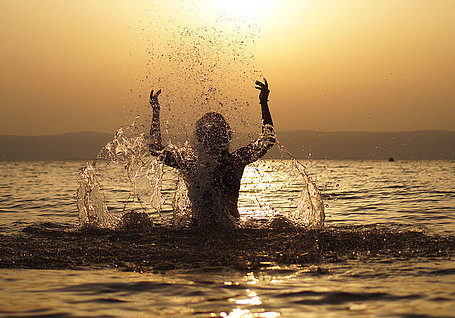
[215,0,270,20]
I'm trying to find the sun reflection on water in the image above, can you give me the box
[215,271,284,318]
[239,161,299,221]
[231,289,262,306]
[219,308,280,318]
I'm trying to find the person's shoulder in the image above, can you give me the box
[165,143,197,168]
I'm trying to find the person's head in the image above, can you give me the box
[195,112,232,152]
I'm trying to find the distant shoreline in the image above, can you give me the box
[1,130,454,161]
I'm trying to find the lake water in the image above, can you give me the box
[0,160,454,317]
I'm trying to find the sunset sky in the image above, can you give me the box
[1,0,454,136]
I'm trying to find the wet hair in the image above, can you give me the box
[195,112,232,148]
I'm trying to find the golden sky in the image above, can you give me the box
[1,0,454,135]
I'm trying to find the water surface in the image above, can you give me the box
[1,260,454,317]
[0,160,453,233]
[0,160,454,317]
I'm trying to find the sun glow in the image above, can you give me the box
[215,0,271,20]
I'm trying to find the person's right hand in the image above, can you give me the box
[149,89,161,111]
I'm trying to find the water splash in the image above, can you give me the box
[76,7,325,230]
[130,15,263,147]
[77,124,325,230]
[171,175,192,227]
[274,140,325,229]
[289,160,325,228]
[77,127,166,228]
[99,128,165,219]
[77,161,119,228]
[238,158,325,229]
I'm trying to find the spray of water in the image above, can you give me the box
[273,141,325,229]
[77,129,325,230]
[101,128,165,216]
[290,160,325,228]
[76,5,325,230]
[77,161,119,228]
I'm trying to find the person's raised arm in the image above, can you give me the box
[255,78,273,127]
[149,89,164,153]
[148,89,180,168]
[232,79,276,165]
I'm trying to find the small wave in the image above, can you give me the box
[420,268,455,276]
[290,291,422,305]
[70,297,129,304]
[56,281,175,294]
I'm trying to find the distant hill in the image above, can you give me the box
[0,132,113,161]
[269,130,455,160]
[0,130,454,161]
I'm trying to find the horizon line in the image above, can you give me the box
[1,129,455,138]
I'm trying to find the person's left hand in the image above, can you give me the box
[255,78,269,103]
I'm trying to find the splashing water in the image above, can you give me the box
[129,15,263,147]
[289,160,325,228]
[274,141,325,229]
[77,161,118,228]
[77,127,166,228]
[77,127,325,229]
[171,175,192,227]
[76,7,324,230]
[100,128,165,218]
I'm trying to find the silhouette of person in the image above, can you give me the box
[148,79,275,228]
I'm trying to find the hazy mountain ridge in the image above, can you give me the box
[269,130,455,160]
[0,130,454,161]
[0,132,113,161]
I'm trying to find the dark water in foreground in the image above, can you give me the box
[0,160,454,317]
[1,260,454,318]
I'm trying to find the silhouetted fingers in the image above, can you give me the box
[263,78,268,88]
[149,89,162,106]
[255,80,265,90]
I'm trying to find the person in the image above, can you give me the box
[148,79,275,228]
